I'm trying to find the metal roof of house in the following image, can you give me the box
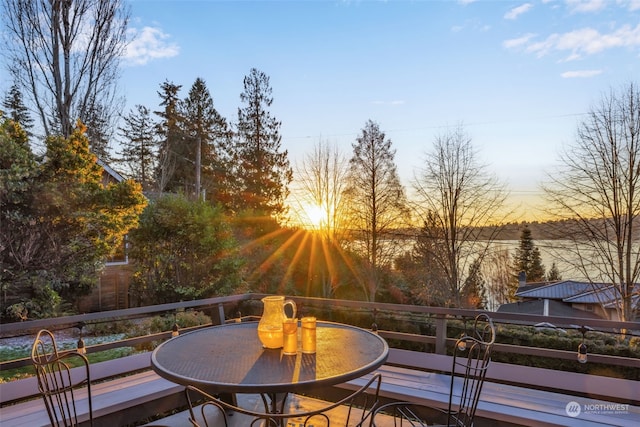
[515,280,605,300]
[514,280,639,312]
[563,285,621,304]
[515,282,550,293]
[96,157,125,182]
[602,295,640,310]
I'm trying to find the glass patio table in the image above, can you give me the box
[151,320,388,414]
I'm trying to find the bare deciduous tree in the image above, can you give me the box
[344,120,410,301]
[543,82,640,322]
[2,0,129,138]
[293,140,350,240]
[291,139,350,297]
[413,124,510,307]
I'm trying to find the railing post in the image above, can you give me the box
[218,303,226,324]
[435,314,447,355]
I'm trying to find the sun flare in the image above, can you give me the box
[302,203,325,229]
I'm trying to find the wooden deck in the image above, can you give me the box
[143,393,395,427]
[4,351,638,427]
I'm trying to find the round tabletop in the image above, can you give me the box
[151,321,388,394]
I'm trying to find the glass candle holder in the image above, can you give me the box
[301,316,317,354]
[282,318,298,355]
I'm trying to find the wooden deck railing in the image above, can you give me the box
[2,293,638,375]
[1,294,638,426]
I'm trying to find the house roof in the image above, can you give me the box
[515,280,615,300]
[563,285,620,304]
[497,299,603,319]
[96,157,125,183]
[515,280,639,311]
[515,282,550,294]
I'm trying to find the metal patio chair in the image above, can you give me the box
[372,313,496,427]
[31,329,93,427]
[184,373,382,427]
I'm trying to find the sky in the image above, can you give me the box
[4,0,640,221]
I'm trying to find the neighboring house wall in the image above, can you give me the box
[78,158,133,312]
[78,264,132,312]
[570,302,608,320]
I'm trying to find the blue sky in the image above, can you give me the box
[6,0,640,220]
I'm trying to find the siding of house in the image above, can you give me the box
[78,264,132,312]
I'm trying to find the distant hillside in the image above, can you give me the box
[480,217,640,240]
[490,221,555,240]
[391,217,638,241]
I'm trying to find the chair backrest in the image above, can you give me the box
[184,373,382,427]
[31,329,93,427]
[447,313,495,427]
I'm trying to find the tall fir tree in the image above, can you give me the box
[83,102,113,161]
[2,84,34,136]
[235,68,292,219]
[117,105,157,191]
[182,78,232,203]
[155,80,185,193]
[513,225,546,282]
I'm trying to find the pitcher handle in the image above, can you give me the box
[284,299,297,319]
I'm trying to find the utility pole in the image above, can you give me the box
[195,134,201,200]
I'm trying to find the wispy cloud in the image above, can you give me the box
[451,20,491,33]
[504,24,640,60]
[504,3,533,20]
[626,0,640,11]
[503,33,537,49]
[566,0,607,13]
[124,26,180,66]
[561,69,603,78]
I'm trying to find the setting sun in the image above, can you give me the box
[303,203,324,229]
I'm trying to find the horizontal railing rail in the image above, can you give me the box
[0,294,252,336]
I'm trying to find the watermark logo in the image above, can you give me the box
[565,401,630,418]
[565,401,581,417]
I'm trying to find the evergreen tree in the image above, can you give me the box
[463,258,487,309]
[513,225,546,282]
[235,68,292,219]
[1,118,146,319]
[2,84,34,136]
[83,102,113,161]
[547,262,562,281]
[182,78,232,203]
[155,80,185,193]
[403,211,450,306]
[344,119,409,301]
[117,105,157,191]
[128,194,241,305]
